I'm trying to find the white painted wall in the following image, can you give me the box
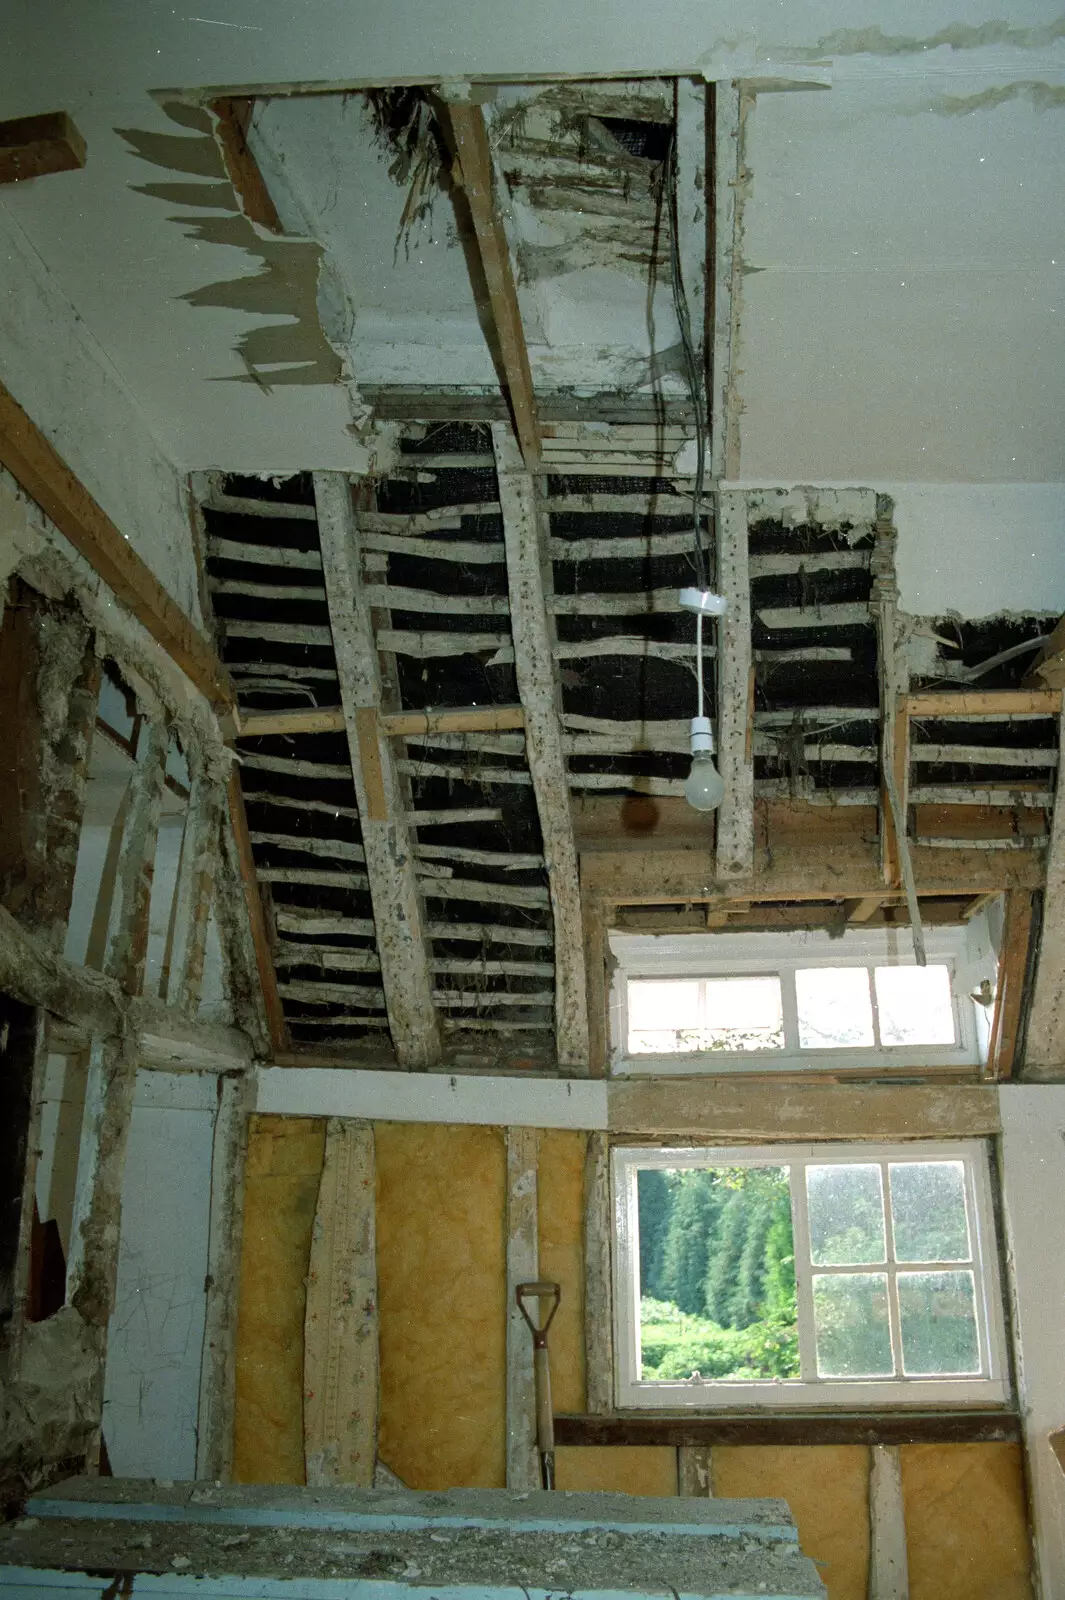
[999,1085,1065,1598]
[893,484,1065,618]
[102,1071,216,1481]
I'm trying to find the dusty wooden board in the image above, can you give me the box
[314,472,440,1069]
[0,381,229,705]
[1021,702,1065,1077]
[714,489,754,880]
[555,1412,1021,1447]
[607,1079,1000,1140]
[445,102,540,469]
[987,891,1034,1081]
[195,1069,255,1481]
[0,111,85,183]
[506,1126,540,1492]
[904,690,1061,717]
[304,1119,379,1487]
[493,426,588,1070]
[583,1131,614,1417]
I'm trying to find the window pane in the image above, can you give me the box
[635,1166,799,1382]
[889,1162,970,1263]
[813,1273,894,1376]
[807,1164,886,1265]
[628,980,701,1054]
[898,1271,980,1375]
[702,976,784,1051]
[796,967,874,1049]
[875,965,956,1046]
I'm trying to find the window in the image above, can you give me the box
[611,925,994,1073]
[613,1142,1007,1409]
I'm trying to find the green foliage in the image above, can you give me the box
[640,1298,799,1381]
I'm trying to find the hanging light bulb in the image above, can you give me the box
[685,714,724,812]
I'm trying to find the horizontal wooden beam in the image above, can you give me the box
[238,707,345,737]
[0,380,231,705]
[554,1411,1021,1449]
[237,704,526,739]
[903,690,1062,717]
[0,111,85,184]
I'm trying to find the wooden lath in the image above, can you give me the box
[312,471,441,1069]
[493,423,588,1069]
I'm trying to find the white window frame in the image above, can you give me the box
[609,924,995,1076]
[612,1140,1009,1410]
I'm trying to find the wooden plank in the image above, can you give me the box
[167,771,222,1012]
[443,102,540,470]
[554,1411,1021,1448]
[607,1080,1000,1141]
[0,111,85,184]
[226,768,288,1055]
[678,1447,713,1498]
[0,380,230,705]
[710,82,743,481]
[493,425,588,1069]
[847,895,884,923]
[583,1132,614,1416]
[304,1119,379,1487]
[1022,699,1065,1076]
[904,690,1061,717]
[869,1445,909,1600]
[313,472,440,1069]
[209,97,282,231]
[715,488,754,879]
[238,707,345,737]
[195,1069,254,1481]
[385,704,525,736]
[1027,614,1065,688]
[506,1126,540,1492]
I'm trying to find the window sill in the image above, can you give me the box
[553,1409,1021,1448]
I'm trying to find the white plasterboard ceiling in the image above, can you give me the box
[0,0,1063,484]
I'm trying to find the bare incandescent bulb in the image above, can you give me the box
[685,715,724,812]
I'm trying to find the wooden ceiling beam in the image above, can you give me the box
[492,424,587,1069]
[0,379,230,706]
[313,472,440,1069]
[236,704,525,739]
[904,689,1062,717]
[440,97,541,470]
[208,98,282,232]
[715,487,754,880]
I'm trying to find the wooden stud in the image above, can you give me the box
[678,1447,714,1498]
[209,98,282,231]
[313,472,440,1069]
[715,488,754,879]
[226,767,288,1055]
[0,112,85,184]
[0,381,230,705]
[493,425,588,1069]
[442,102,541,470]
[1023,700,1065,1077]
[304,1119,379,1487]
[987,894,1034,1077]
[868,1445,910,1600]
[847,895,884,923]
[195,1069,255,1481]
[168,770,223,1012]
[583,1132,614,1417]
[506,1126,541,1492]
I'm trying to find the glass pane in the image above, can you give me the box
[796,967,875,1049]
[702,976,784,1051]
[875,965,956,1046]
[889,1162,970,1263]
[628,980,701,1054]
[635,1166,799,1382]
[807,1164,886,1265]
[813,1273,894,1377]
[898,1271,980,1375]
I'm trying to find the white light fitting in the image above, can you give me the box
[680,588,727,813]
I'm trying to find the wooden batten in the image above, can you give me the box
[209,98,282,231]
[168,770,223,1013]
[1020,701,1065,1076]
[583,1131,614,1416]
[226,768,288,1055]
[313,471,440,1069]
[714,488,754,879]
[505,1127,541,1492]
[492,425,588,1070]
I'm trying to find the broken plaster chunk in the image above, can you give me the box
[170,1556,191,1571]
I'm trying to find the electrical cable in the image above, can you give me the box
[665,126,709,594]
[696,610,705,720]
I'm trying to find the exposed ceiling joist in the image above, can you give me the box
[441,97,541,471]
[715,487,754,879]
[493,423,587,1069]
[313,470,440,1069]
[208,97,283,232]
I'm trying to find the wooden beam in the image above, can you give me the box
[313,472,440,1069]
[904,689,1061,717]
[987,892,1034,1082]
[0,112,85,184]
[505,1127,540,1492]
[226,768,288,1056]
[847,895,884,923]
[1028,614,1065,689]
[868,1446,909,1600]
[715,488,754,879]
[442,100,540,470]
[1021,701,1065,1077]
[554,1411,1021,1448]
[235,704,526,740]
[208,98,282,231]
[167,770,222,1012]
[492,426,588,1070]
[583,1131,614,1417]
[0,380,230,705]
